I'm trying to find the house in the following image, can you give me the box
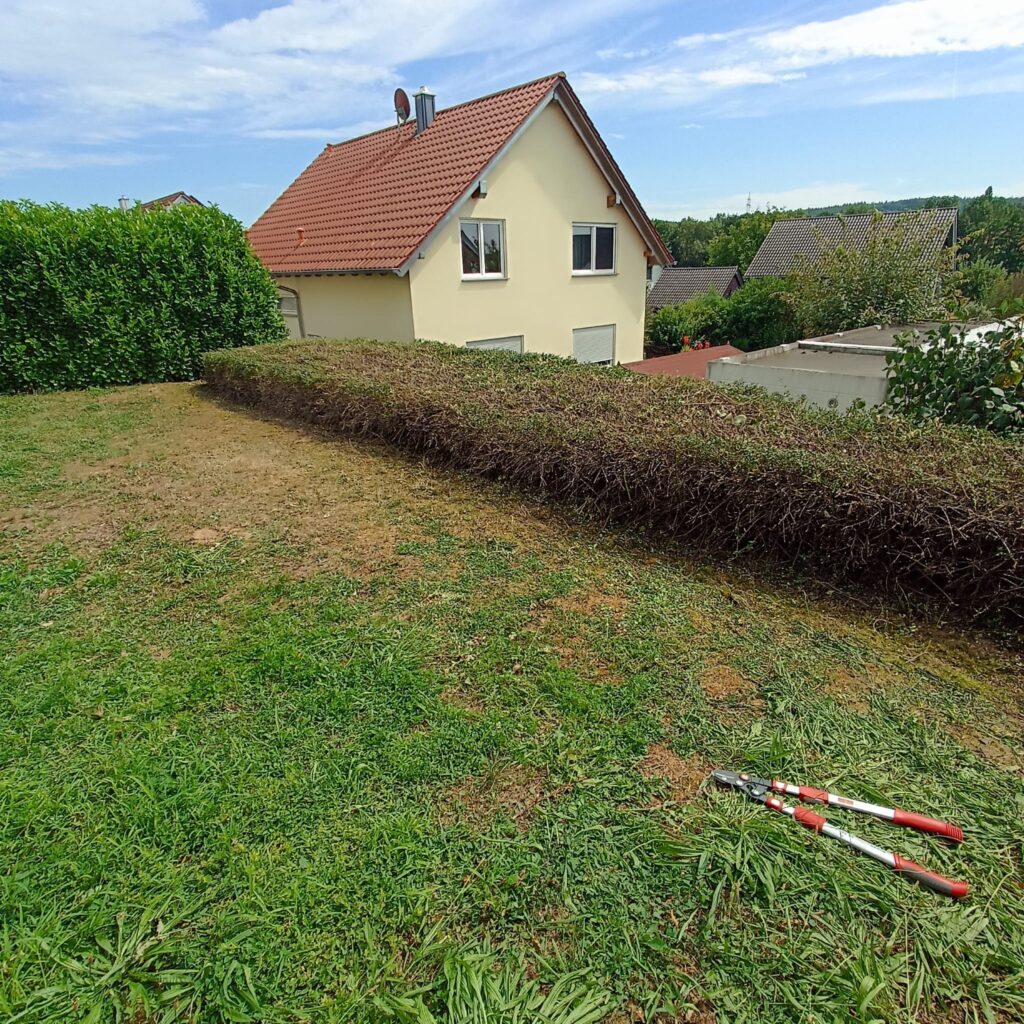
[706,321,997,411]
[139,191,204,211]
[246,73,672,364]
[646,266,741,313]
[745,208,958,279]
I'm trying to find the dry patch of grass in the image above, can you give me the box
[699,664,764,720]
[436,766,567,831]
[637,745,710,805]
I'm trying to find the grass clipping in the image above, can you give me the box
[205,340,1024,624]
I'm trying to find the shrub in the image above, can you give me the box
[720,277,800,351]
[206,339,1024,625]
[987,271,1024,312]
[646,290,728,352]
[946,257,1007,306]
[886,321,1024,435]
[0,200,285,393]
[787,211,954,335]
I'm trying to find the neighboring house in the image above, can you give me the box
[139,191,204,211]
[646,266,741,313]
[247,73,671,364]
[745,208,958,279]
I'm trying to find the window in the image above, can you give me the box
[466,335,524,353]
[572,224,615,274]
[460,219,505,278]
[572,324,615,365]
[278,293,299,317]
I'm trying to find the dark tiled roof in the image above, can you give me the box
[745,208,958,278]
[647,266,741,309]
[248,73,671,274]
[141,191,203,210]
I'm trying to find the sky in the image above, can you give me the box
[1,0,1023,225]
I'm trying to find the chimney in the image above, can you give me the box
[414,86,435,135]
[118,195,130,211]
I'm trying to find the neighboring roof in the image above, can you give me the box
[247,73,671,275]
[646,266,741,309]
[745,208,957,278]
[141,191,203,210]
[624,345,743,379]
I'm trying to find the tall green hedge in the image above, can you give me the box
[0,200,285,393]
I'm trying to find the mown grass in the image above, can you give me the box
[1,383,1023,1023]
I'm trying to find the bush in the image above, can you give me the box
[206,339,1024,625]
[646,290,728,352]
[946,258,1007,305]
[886,321,1024,435]
[0,200,285,393]
[787,211,953,335]
[720,277,800,351]
[987,271,1024,312]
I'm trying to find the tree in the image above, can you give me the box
[720,277,800,351]
[652,217,716,266]
[706,210,779,273]
[960,186,1024,273]
[787,211,954,335]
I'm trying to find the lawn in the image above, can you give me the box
[1,382,1022,1023]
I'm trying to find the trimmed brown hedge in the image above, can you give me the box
[205,340,1024,625]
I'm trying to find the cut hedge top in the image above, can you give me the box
[205,340,1024,625]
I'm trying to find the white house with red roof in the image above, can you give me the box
[247,73,671,365]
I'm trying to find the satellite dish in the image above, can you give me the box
[394,88,411,124]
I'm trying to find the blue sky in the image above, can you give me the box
[1,0,1022,225]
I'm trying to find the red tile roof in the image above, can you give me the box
[248,73,670,274]
[624,346,743,379]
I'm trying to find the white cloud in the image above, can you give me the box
[761,0,1024,67]
[651,182,885,220]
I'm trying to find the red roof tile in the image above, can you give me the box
[247,73,671,274]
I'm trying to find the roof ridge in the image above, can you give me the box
[326,72,565,150]
[769,207,958,226]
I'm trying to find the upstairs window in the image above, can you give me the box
[572,224,615,274]
[460,219,505,278]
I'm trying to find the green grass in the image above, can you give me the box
[1,383,1023,1023]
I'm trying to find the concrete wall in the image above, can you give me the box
[274,274,415,342]
[407,102,650,363]
[708,344,890,411]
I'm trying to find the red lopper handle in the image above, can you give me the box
[892,854,969,900]
[797,785,830,805]
[793,806,827,832]
[892,808,964,843]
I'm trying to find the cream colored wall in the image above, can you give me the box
[407,102,650,363]
[275,274,414,342]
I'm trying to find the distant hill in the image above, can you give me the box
[806,195,1024,216]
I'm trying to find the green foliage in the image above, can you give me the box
[886,321,1024,435]
[946,257,1007,305]
[206,338,1024,623]
[705,210,778,273]
[787,212,954,335]
[0,200,285,393]
[652,217,716,267]
[960,186,1024,273]
[646,290,728,350]
[719,276,800,351]
[987,271,1024,310]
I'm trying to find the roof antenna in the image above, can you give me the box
[746,192,752,214]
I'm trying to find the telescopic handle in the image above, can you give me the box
[892,809,964,843]
[892,854,969,899]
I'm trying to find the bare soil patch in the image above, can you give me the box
[436,766,565,831]
[699,665,764,722]
[824,668,876,714]
[637,745,710,804]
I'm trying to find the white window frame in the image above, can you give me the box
[277,294,299,317]
[572,223,616,276]
[460,218,506,280]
